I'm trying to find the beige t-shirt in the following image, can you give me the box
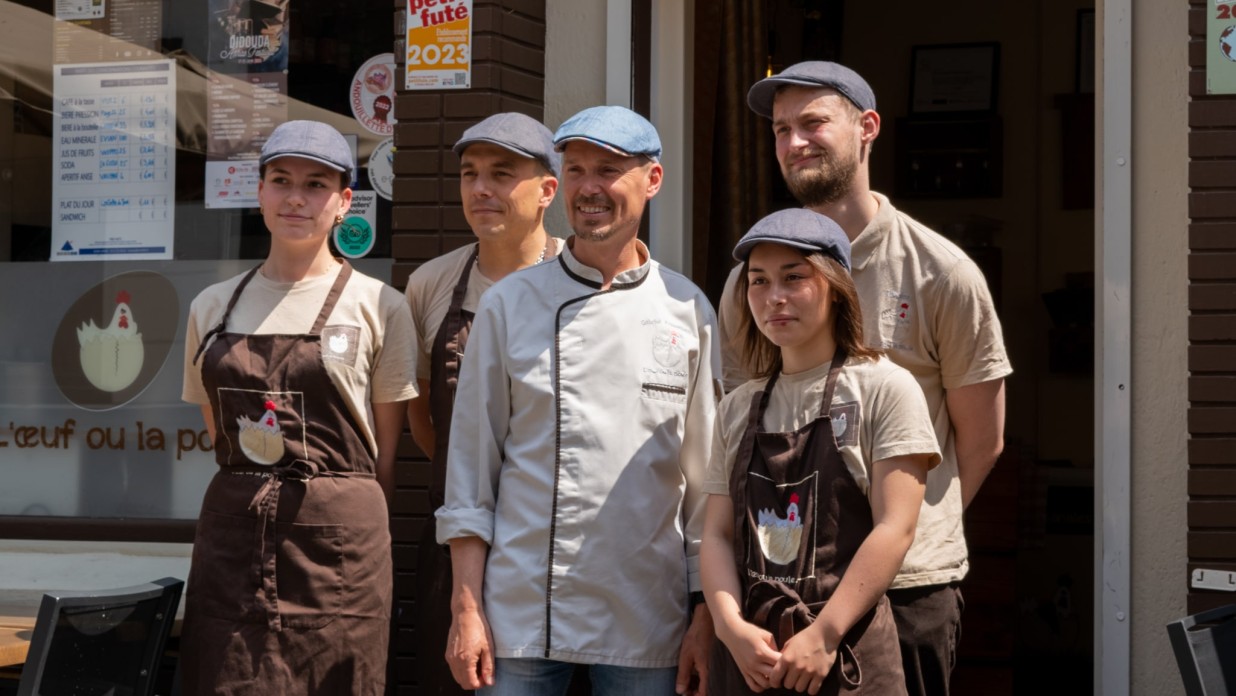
[404,238,565,382]
[705,356,940,498]
[182,263,419,456]
[717,193,1012,588]
[718,263,748,394]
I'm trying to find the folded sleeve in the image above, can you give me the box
[435,293,509,545]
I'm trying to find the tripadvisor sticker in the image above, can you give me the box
[335,191,378,258]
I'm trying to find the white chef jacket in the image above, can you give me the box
[436,239,720,668]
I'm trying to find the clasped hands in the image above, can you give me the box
[717,617,837,694]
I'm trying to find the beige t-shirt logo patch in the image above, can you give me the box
[830,401,860,447]
[881,291,913,326]
[321,325,360,366]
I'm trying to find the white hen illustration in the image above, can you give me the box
[237,399,285,465]
[77,290,144,392]
[756,492,804,565]
[328,332,349,355]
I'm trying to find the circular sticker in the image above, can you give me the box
[1222,25,1236,62]
[350,53,396,136]
[334,216,375,259]
[52,271,180,411]
[368,137,395,201]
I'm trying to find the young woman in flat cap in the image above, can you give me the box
[181,120,417,694]
[701,208,938,695]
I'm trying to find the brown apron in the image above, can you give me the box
[710,351,906,696]
[183,262,392,695]
[415,247,477,695]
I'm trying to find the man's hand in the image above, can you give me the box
[445,605,495,690]
[676,603,715,695]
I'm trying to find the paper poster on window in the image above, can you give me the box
[53,0,162,63]
[51,61,176,261]
[405,0,472,90]
[56,0,105,20]
[1210,1,1236,93]
[205,0,290,208]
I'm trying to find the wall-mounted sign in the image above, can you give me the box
[351,53,396,136]
[1209,1,1236,94]
[334,191,377,259]
[368,138,395,201]
[51,60,176,260]
[405,0,472,90]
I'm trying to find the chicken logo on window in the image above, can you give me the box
[236,399,285,465]
[52,271,178,410]
[756,492,803,565]
[76,290,144,393]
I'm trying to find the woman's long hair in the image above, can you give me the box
[735,249,880,378]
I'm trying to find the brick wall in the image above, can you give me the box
[1187,0,1236,615]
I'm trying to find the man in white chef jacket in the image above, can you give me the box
[436,105,720,696]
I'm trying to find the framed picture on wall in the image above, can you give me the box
[909,42,1000,114]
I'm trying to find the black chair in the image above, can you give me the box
[16,577,183,696]
[1167,603,1236,696]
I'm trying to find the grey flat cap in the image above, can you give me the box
[260,120,355,181]
[733,208,852,271]
[553,105,662,160]
[454,113,561,177]
[747,61,877,119]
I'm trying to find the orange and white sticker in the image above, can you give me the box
[405,0,473,90]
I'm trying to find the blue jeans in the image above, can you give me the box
[479,657,678,696]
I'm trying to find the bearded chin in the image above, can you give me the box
[785,160,857,208]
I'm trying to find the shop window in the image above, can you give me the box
[0,0,395,532]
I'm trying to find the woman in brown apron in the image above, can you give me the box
[701,209,939,695]
[180,121,417,694]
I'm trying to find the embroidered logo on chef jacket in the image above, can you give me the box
[321,325,360,366]
[748,470,818,581]
[830,401,860,447]
[652,327,686,368]
[236,398,286,465]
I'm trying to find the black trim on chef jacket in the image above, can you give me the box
[543,253,650,658]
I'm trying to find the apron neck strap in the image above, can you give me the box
[817,349,847,417]
[193,264,262,365]
[309,260,353,335]
[451,247,479,305]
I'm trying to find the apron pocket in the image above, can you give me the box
[276,521,345,629]
[192,510,264,624]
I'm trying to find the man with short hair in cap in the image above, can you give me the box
[404,111,564,695]
[436,105,720,695]
[719,61,1013,696]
